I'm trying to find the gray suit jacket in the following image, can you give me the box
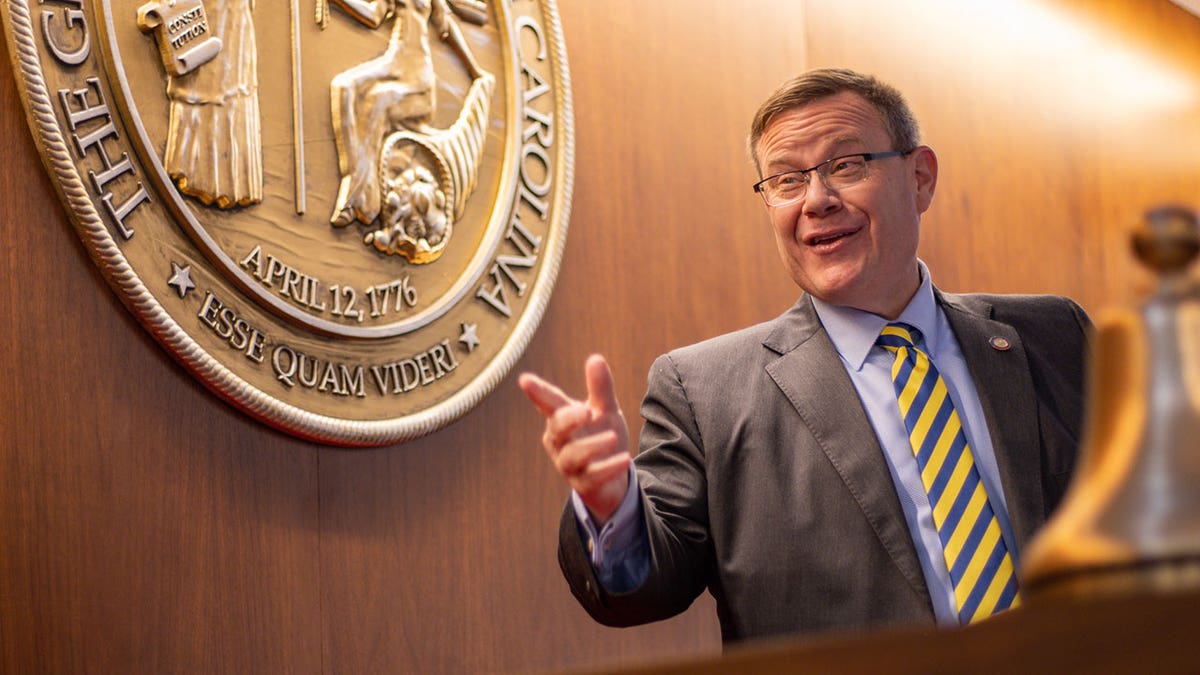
[559,290,1091,643]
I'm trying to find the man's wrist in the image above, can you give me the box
[571,464,640,568]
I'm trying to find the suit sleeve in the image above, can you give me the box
[1010,294,1094,513]
[1064,296,1094,336]
[1049,294,1094,485]
[557,352,715,627]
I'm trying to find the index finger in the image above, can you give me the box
[517,372,574,417]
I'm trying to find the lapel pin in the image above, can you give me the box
[990,336,1012,351]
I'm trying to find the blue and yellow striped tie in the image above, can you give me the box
[877,323,1019,623]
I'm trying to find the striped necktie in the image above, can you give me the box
[877,322,1019,623]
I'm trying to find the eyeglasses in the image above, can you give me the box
[752,150,914,207]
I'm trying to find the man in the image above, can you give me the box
[519,68,1090,643]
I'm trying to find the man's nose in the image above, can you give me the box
[802,176,841,217]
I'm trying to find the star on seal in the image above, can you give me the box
[458,323,480,352]
[167,262,195,298]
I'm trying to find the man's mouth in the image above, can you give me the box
[806,227,860,247]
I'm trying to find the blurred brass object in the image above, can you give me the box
[1023,205,1200,599]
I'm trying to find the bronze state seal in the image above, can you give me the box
[3,0,573,446]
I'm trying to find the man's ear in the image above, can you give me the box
[912,145,938,213]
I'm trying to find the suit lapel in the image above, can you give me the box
[763,296,929,600]
[938,292,1045,549]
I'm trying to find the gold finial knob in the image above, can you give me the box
[1131,205,1200,276]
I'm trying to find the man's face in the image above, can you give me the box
[755,91,937,318]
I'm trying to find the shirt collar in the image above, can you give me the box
[811,260,941,371]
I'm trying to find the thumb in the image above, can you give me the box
[584,354,621,414]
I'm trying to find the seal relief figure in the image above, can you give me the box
[138,0,264,209]
[325,0,493,264]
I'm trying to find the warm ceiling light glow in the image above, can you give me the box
[1170,0,1200,19]
[924,0,1199,128]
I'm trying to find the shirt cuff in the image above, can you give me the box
[571,464,648,592]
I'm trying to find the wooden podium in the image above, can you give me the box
[610,590,1200,674]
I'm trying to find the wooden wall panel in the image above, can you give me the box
[2,1,1199,674]
[0,34,324,674]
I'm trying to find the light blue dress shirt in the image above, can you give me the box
[571,465,648,593]
[574,261,1020,621]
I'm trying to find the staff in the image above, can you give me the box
[290,0,307,214]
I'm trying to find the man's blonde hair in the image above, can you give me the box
[748,68,920,173]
